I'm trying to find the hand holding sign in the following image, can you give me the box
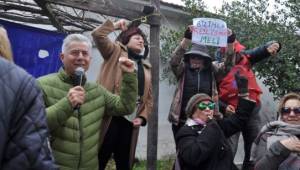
[192,18,228,47]
[184,25,195,40]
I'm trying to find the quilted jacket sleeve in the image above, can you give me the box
[103,72,138,116]
[37,77,74,132]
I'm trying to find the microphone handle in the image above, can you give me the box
[74,104,81,112]
[74,73,83,112]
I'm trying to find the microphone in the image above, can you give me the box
[74,67,85,86]
[73,67,85,111]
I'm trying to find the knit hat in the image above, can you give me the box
[116,27,146,45]
[185,93,213,118]
[184,43,211,61]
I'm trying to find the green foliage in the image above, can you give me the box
[160,26,182,84]
[160,0,300,98]
[105,158,174,170]
[133,159,174,170]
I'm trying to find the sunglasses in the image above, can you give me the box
[281,107,300,115]
[198,102,215,111]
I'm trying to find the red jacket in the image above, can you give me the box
[218,55,262,108]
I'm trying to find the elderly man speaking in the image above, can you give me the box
[38,33,138,170]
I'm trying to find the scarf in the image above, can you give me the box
[128,48,145,97]
[257,121,300,148]
[252,121,300,170]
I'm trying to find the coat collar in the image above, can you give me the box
[58,67,87,86]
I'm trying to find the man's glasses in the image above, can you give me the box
[198,102,215,111]
[69,49,90,58]
[281,107,300,115]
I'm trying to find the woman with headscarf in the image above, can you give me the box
[251,92,300,170]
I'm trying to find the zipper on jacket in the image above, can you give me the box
[76,110,83,170]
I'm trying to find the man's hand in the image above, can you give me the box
[119,57,135,73]
[267,42,281,56]
[280,136,300,152]
[68,86,85,108]
[113,19,128,31]
[132,117,143,127]
[227,28,236,44]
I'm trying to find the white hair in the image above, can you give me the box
[61,34,92,53]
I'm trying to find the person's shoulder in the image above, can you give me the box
[0,58,33,82]
[177,124,200,137]
[37,72,58,83]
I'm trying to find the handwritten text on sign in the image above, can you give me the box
[192,18,227,47]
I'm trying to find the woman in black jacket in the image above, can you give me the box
[176,73,256,170]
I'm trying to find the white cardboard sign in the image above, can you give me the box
[192,18,227,47]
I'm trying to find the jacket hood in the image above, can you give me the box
[184,43,211,61]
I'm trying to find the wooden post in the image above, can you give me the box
[147,0,160,170]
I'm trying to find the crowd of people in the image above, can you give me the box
[0,17,299,170]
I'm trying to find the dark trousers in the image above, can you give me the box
[227,104,261,170]
[98,116,133,170]
[171,122,185,148]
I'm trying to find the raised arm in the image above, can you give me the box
[244,41,281,65]
[92,19,126,60]
[218,72,256,137]
[103,57,138,116]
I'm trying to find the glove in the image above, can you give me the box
[227,32,236,43]
[235,71,248,95]
[184,27,192,39]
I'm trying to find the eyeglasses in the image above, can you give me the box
[198,102,215,111]
[69,49,90,58]
[281,107,300,115]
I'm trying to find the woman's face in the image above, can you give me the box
[127,34,144,54]
[281,99,300,125]
[192,100,214,122]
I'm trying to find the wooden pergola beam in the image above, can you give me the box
[33,0,66,33]
[44,0,144,20]
[0,12,51,25]
[0,2,43,14]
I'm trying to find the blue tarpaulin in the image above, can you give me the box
[0,19,66,78]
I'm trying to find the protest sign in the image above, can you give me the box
[192,18,227,47]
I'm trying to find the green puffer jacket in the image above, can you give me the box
[38,68,137,170]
